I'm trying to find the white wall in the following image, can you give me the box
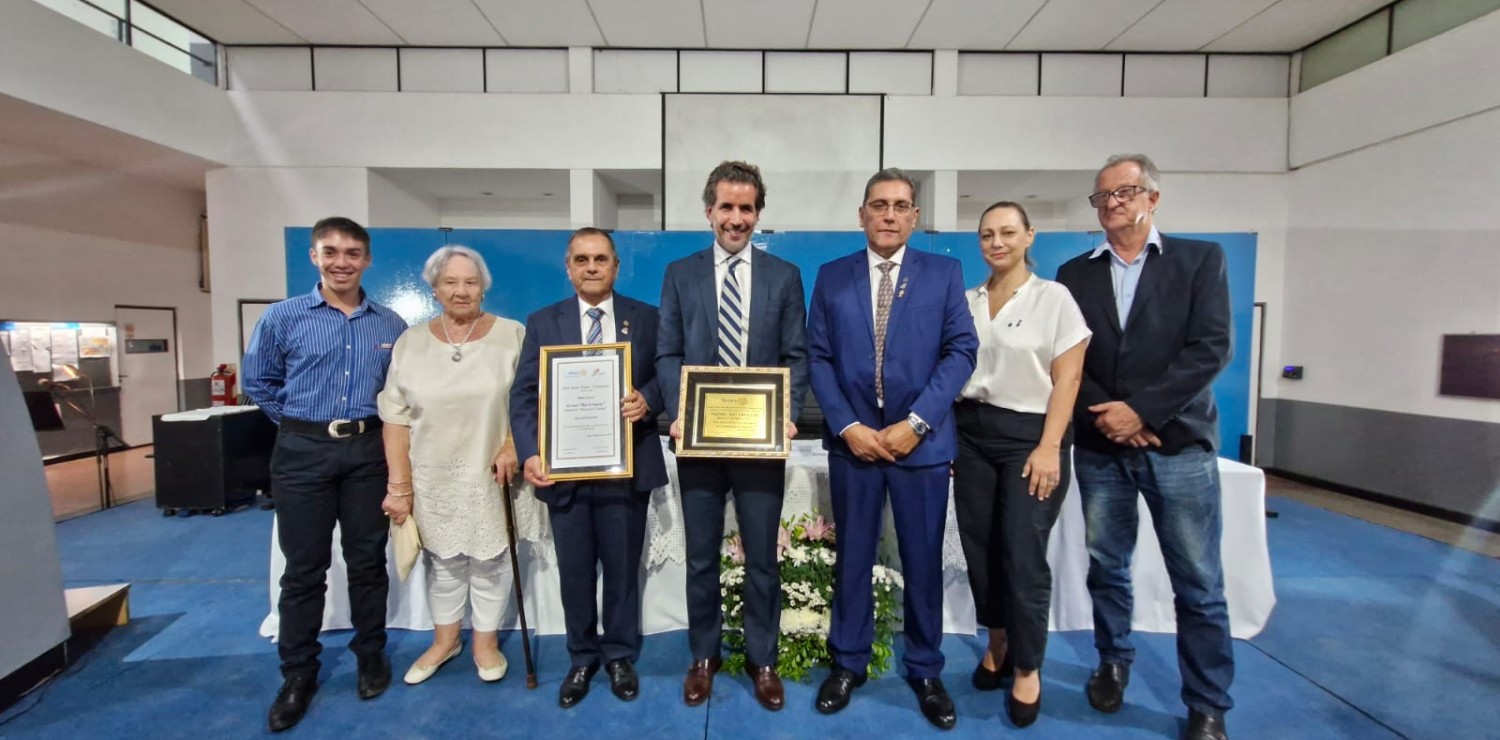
[368,170,440,227]
[205,167,370,365]
[1281,107,1500,423]
[439,198,570,229]
[0,165,212,380]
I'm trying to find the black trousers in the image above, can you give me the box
[548,482,649,668]
[272,428,389,680]
[679,458,784,666]
[952,402,1070,672]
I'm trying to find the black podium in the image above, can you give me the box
[152,408,277,515]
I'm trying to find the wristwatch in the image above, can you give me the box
[907,412,930,437]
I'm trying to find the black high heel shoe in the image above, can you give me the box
[1006,672,1041,728]
[971,650,1014,691]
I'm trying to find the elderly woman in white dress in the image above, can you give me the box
[379,245,531,684]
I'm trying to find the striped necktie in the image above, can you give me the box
[716,257,746,367]
[875,261,895,401]
[585,307,604,354]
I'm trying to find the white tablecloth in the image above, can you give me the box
[261,440,1274,640]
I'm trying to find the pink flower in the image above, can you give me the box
[725,533,745,565]
[803,516,834,543]
[777,526,792,558]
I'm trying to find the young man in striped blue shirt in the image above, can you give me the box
[242,217,408,733]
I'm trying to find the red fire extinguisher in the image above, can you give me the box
[210,364,238,407]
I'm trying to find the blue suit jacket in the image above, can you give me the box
[656,247,810,423]
[509,292,668,506]
[1055,234,1231,455]
[808,248,978,467]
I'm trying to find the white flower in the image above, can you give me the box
[779,607,831,636]
[787,546,809,565]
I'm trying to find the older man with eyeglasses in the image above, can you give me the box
[1055,154,1235,740]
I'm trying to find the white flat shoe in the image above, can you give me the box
[476,652,508,683]
[403,642,462,685]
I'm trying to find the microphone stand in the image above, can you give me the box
[45,381,125,510]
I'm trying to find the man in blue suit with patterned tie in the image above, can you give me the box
[510,228,667,710]
[807,169,978,730]
[657,161,809,712]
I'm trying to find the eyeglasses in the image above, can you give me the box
[1087,185,1150,208]
[865,200,916,215]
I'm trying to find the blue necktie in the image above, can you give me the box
[585,307,604,354]
[717,257,746,367]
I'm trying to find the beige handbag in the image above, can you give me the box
[391,514,422,582]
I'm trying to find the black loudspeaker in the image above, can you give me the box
[152,409,277,515]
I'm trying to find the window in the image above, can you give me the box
[30,0,218,85]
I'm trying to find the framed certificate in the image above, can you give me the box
[676,365,791,459]
[539,342,633,481]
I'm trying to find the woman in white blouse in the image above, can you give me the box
[378,245,532,685]
[954,202,1090,728]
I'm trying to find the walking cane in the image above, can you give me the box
[500,476,539,688]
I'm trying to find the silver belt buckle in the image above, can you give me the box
[327,419,359,438]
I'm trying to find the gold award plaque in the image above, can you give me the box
[677,366,790,459]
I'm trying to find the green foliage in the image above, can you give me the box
[719,513,904,682]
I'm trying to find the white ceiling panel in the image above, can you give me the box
[244,0,404,45]
[358,0,505,46]
[909,0,1048,51]
[807,0,931,49]
[470,0,603,47]
[1107,0,1280,51]
[589,0,705,48]
[703,0,816,49]
[146,0,305,44]
[1006,0,1160,50]
[1204,0,1393,52]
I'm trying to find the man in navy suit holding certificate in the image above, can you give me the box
[510,227,666,710]
[807,168,977,730]
[657,161,809,711]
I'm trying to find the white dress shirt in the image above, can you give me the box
[960,274,1092,414]
[577,294,617,344]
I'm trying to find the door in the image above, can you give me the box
[115,306,180,447]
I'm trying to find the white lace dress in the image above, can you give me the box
[378,318,547,560]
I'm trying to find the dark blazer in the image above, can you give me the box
[1055,234,1232,455]
[656,247,809,423]
[510,292,669,506]
[807,248,978,468]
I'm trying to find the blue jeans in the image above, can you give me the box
[1074,445,1235,717]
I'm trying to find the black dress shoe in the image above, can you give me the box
[356,653,391,700]
[1006,675,1041,729]
[267,675,318,733]
[558,664,599,709]
[1086,662,1130,714]
[971,649,1015,691]
[606,659,639,701]
[1182,710,1229,740]
[908,677,957,730]
[815,666,866,715]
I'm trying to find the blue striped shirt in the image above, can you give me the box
[242,284,408,424]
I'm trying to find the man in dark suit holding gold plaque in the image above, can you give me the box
[510,227,666,709]
[657,161,809,711]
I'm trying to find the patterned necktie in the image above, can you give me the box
[874,261,896,401]
[585,307,604,354]
[716,257,746,367]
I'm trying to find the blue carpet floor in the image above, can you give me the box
[2,497,1496,739]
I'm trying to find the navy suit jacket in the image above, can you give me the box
[510,292,669,506]
[656,247,810,423]
[1055,234,1232,455]
[808,248,978,468]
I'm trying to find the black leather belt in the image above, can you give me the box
[281,416,382,439]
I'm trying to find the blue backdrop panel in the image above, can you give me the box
[286,227,1254,452]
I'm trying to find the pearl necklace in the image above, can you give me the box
[441,314,481,362]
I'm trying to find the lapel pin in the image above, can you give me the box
[621,320,631,336]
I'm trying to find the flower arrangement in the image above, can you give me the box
[720,513,904,681]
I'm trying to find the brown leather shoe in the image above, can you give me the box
[747,663,784,711]
[683,657,721,706]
